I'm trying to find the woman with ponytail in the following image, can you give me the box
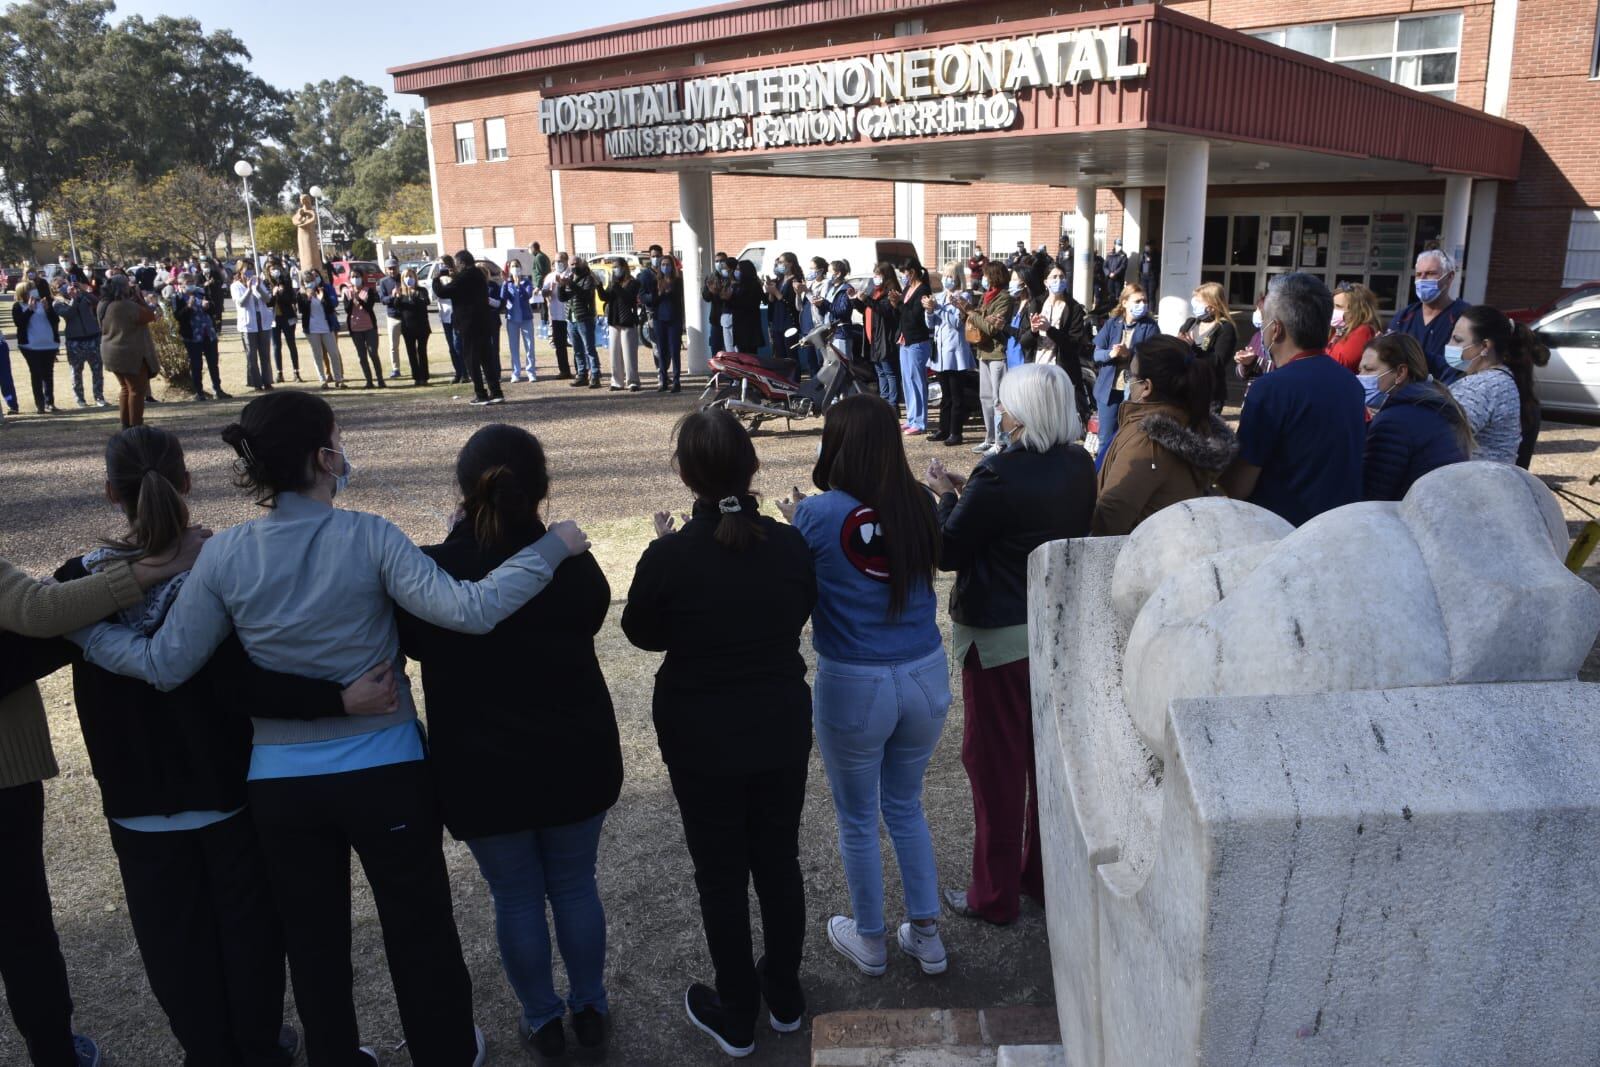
[394,423,620,1061]
[1092,336,1238,535]
[14,426,395,1067]
[1447,305,1551,467]
[71,390,589,1067]
[622,409,815,1059]
[776,395,952,982]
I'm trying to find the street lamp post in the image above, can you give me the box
[308,184,327,263]
[234,160,259,273]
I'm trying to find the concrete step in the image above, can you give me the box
[810,1006,1058,1067]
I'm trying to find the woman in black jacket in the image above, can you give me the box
[266,261,303,382]
[621,409,816,1060]
[1030,265,1093,422]
[12,278,61,413]
[727,260,765,356]
[10,425,393,1067]
[600,258,642,391]
[392,270,432,386]
[850,261,903,407]
[558,258,602,388]
[924,363,1095,925]
[394,423,620,1061]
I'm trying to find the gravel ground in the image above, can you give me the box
[1,318,1596,1066]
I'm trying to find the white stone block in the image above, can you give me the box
[1030,462,1600,1067]
[995,1045,1067,1067]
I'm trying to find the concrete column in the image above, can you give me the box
[1158,141,1209,334]
[1464,180,1499,306]
[1442,175,1473,300]
[423,106,444,250]
[551,170,567,254]
[1121,187,1144,293]
[679,169,715,374]
[1073,185,1097,307]
[1483,0,1520,117]
[894,181,926,263]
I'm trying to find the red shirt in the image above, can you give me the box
[1327,323,1375,373]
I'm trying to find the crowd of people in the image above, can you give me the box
[0,239,1562,1067]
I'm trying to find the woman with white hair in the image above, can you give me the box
[924,362,1096,924]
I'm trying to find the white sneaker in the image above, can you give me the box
[898,922,949,975]
[827,916,887,976]
[970,441,993,454]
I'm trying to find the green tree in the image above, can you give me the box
[375,183,436,238]
[256,213,297,255]
[282,77,398,232]
[137,166,241,258]
[0,0,119,235]
[43,159,149,263]
[342,113,429,231]
[349,237,376,260]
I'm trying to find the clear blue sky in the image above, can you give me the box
[110,0,695,114]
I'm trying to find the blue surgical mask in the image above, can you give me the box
[1415,278,1443,303]
[1129,301,1147,318]
[718,267,730,278]
[897,271,909,287]
[322,447,352,496]
[1444,343,1473,371]
[1251,308,1264,329]
[1357,372,1388,408]
[775,263,787,275]
[1048,279,1069,295]
[661,261,673,275]
[942,276,957,291]
[809,269,822,281]
[1008,282,1024,296]
[1190,296,1207,318]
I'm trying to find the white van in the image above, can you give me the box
[733,237,920,280]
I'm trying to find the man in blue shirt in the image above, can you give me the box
[1387,248,1470,384]
[1220,272,1366,526]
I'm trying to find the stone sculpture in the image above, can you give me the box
[292,194,324,274]
[1029,461,1600,1066]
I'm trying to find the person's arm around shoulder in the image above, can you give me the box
[0,527,207,638]
[373,512,589,634]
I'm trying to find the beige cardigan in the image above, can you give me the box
[0,557,144,789]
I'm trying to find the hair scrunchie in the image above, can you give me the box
[718,496,742,514]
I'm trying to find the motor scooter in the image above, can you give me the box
[699,318,861,432]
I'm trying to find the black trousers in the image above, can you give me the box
[19,348,56,411]
[109,812,288,1067]
[247,761,476,1067]
[401,330,430,384]
[550,320,570,377]
[272,320,300,374]
[350,328,381,385]
[0,781,77,1067]
[668,764,808,1022]
[461,332,503,400]
[937,369,977,440]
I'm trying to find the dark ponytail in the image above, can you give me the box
[222,391,336,507]
[1134,335,1213,429]
[455,424,549,552]
[672,409,765,552]
[1462,305,1551,462]
[103,426,190,561]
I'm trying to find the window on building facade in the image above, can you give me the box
[775,218,808,241]
[1250,13,1461,100]
[485,118,508,161]
[989,213,1032,256]
[894,18,924,37]
[493,226,515,248]
[1059,211,1110,255]
[1592,4,1600,79]
[608,223,634,252]
[1565,209,1600,287]
[572,224,597,255]
[464,226,485,249]
[936,214,977,265]
[453,122,476,164]
[825,216,859,238]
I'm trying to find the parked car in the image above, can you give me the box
[1532,295,1600,418]
[1507,281,1600,324]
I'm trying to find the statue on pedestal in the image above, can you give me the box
[292,194,324,274]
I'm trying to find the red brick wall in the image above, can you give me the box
[416,0,1598,306]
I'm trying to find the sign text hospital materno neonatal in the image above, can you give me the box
[538,28,1148,159]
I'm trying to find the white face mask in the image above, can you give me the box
[1251,308,1263,329]
[1190,297,1208,318]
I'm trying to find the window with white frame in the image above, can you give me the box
[453,122,476,164]
[775,218,808,241]
[1565,209,1600,287]
[1250,13,1462,100]
[464,226,485,249]
[485,118,508,161]
[825,216,859,238]
[493,226,515,248]
[572,224,597,255]
[936,214,977,265]
[608,223,634,253]
[989,213,1032,256]
[1057,211,1110,255]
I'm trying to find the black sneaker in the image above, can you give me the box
[520,1017,565,1060]
[756,955,805,1033]
[685,983,755,1058]
[571,1006,608,1051]
[214,389,233,400]
[569,377,589,388]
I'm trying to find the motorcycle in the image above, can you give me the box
[699,317,861,432]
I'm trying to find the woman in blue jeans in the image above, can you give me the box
[778,394,952,978]
[396,423,621,1061]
